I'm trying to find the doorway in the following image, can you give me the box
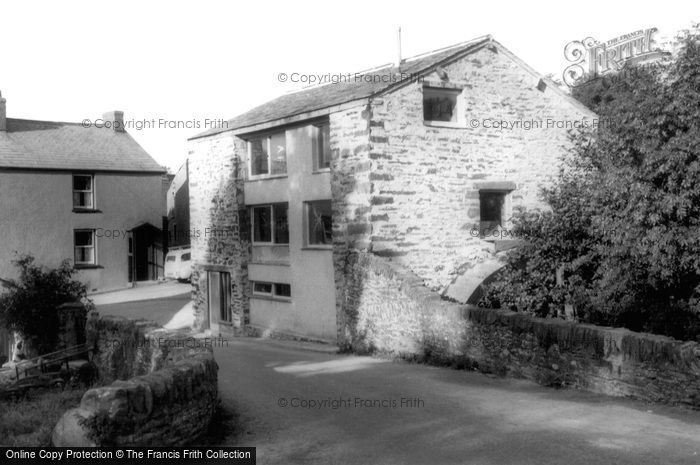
[207,271,231,333]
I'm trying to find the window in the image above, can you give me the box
[166,256,176,262]
[73,174,94,208]
[274,283,291,297]
[253,282,272,294]
[251,203,289,244]
[423,87,462,123]
[252,281,292,299]
[181,253,191,261]
[305,200,332,246]
[479,191,507,235]
[249,132,287,177]
[74,230,96,265]
[312,122,331,171]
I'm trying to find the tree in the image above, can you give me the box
[0,255,89,355]
[483,27,700,341]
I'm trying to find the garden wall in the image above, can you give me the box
[341,252,700,408]
[52,315,219,446]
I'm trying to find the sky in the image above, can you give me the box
[1,0,698,172]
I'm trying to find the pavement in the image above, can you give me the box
[215,337,700,465]
[91,281,193,328]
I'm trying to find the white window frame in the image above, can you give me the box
[304,200,333,248]
[74,229,96,265]
[72,174,95,209]
[252,281,292,300]
[248,131,287,179]
[250,203,289,245]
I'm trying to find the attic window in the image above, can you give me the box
[423,87,462,124]
[537,79,547,92]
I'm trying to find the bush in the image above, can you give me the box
[482,26,700,341]
[0,255,89,355]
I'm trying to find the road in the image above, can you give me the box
[92,282,191,327]
[214,338,700,465]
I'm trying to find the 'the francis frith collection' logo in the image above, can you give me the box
[563,28,670,87]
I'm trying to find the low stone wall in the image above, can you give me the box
[85,314,206,384]
[52,315,219,446]
[341,252,700,408]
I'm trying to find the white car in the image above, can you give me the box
[164,247,192,282]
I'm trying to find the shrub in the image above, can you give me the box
[482,26,700,341]
[0,255,89,355]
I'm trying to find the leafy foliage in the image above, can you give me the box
[483,27,700,341]
[0,255,89,355]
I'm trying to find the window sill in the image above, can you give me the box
[249,261,290,266]
[74,264,103,270]
[251,294,292,303]
[423,121,467,129]
[73,208,102,214]
[312,168,331,174]
[247,174,288,182]
[301,246,333,251]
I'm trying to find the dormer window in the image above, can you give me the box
[73,174,94,209]
[423,86,462,124]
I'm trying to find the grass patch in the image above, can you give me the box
[0,387,85,446]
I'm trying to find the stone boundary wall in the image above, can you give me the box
[341,252,700,408]
[52,315,219,446]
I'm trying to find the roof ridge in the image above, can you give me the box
[402,34,493,64]
[284,61,396,95]
[7,117,86,127]
[285,36,493,95]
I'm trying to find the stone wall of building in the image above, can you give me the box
[329,105,373,343]
[188,132,249,332]
[341,252,700,408]
[365,45,594,291]
[52,315,219,446]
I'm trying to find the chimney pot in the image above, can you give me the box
[0,91,6,132]
[102,110,125,132]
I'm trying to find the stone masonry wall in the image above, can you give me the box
[188,132,249,332]
[52,315,219,446]
[366,45,595,291]
[342,252,700,408]
[330,105,373,343]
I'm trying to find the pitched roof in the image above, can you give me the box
[0,118,165,173]
[191,35,494,139]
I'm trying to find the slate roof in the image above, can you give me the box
[0,118,165,172]
[191,35,494,139]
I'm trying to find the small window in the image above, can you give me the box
[479,191,507,235]
[423,87,461,123]
[73,174,94,209]
[252,203,289,244]
[74,230,96,265]
[253,282,273,295]
[252,281,291,299]
[166,256,176,262]
[249,132,287,177]
[306,200,332,246]
[312,122,331,171]
[181,253,191,261]
[274,283,291,298]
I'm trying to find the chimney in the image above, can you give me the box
[0,91,6,132]
[102,110,125,132]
